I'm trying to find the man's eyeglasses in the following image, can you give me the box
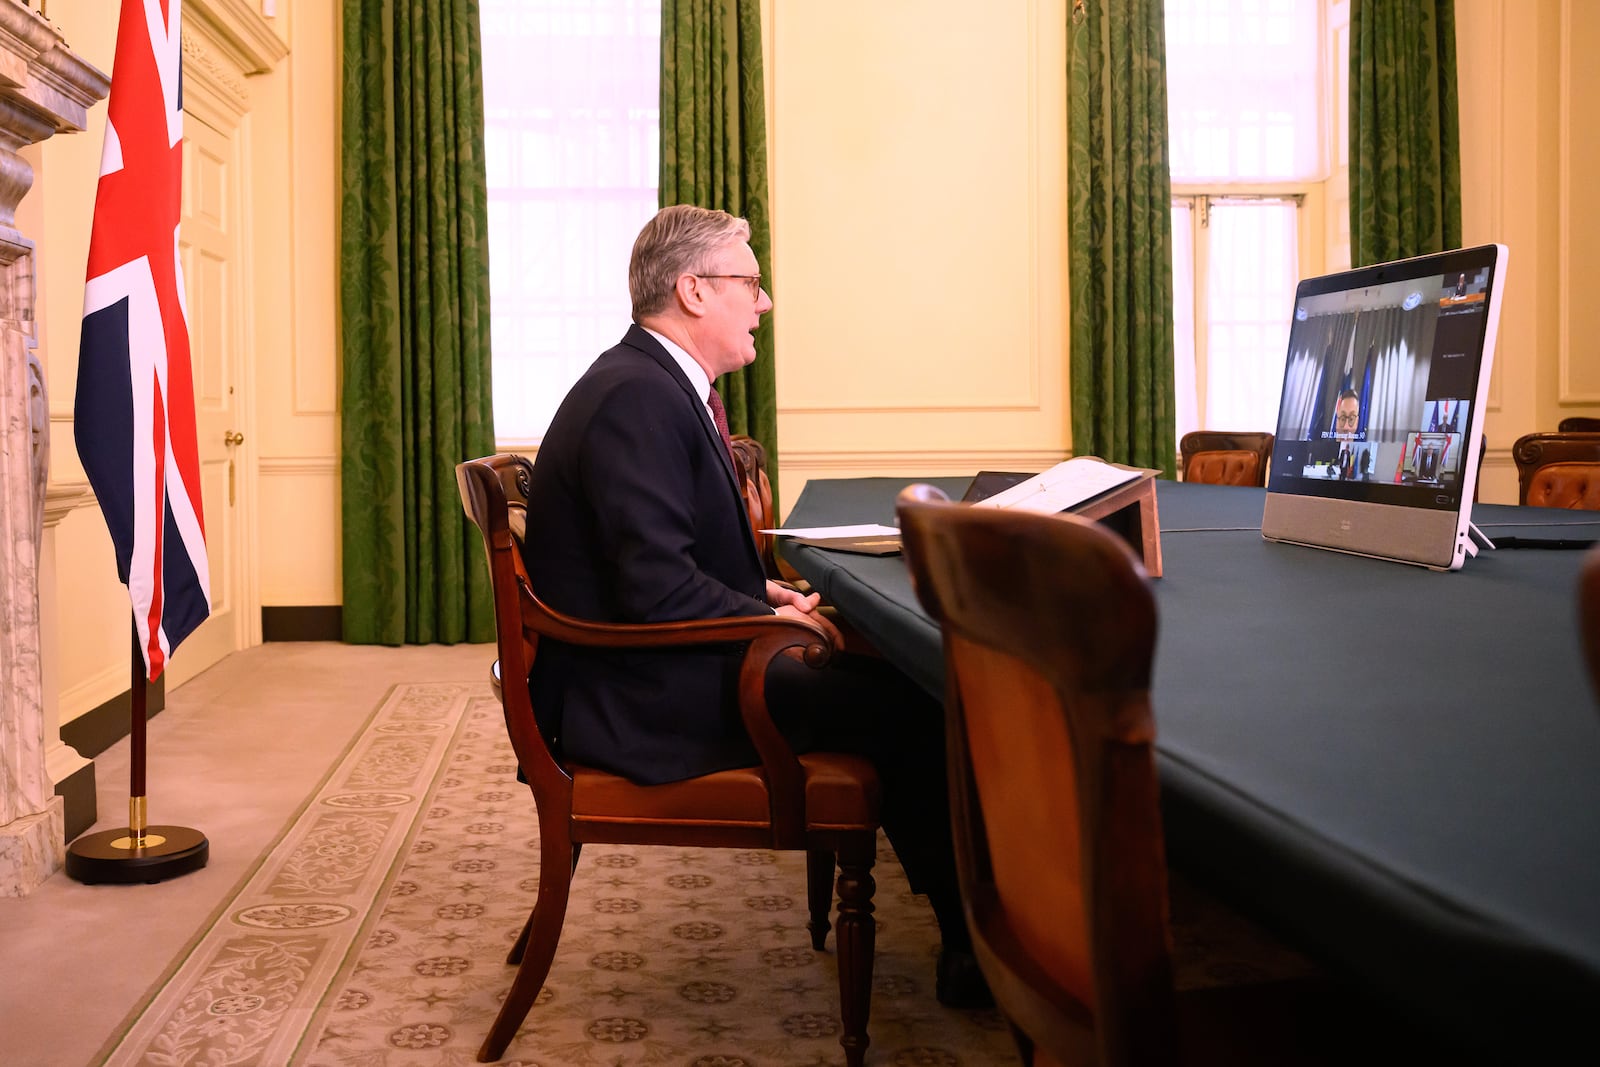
[1333,411,1360,428]
[696,274,763,299]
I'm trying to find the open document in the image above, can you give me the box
[971,457,1146,514]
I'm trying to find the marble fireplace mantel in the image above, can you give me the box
[0,0,109,897]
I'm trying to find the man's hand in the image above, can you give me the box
[767,580,841,647]
[766,580,818,612]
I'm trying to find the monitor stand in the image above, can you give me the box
[1467,521,1497,556]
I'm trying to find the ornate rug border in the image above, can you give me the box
[91,681,487,1066]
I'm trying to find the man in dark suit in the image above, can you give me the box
[520,204,988,1007]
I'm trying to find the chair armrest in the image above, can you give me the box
[517,577,832,846]
[516,574,832,661]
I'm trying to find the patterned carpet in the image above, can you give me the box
[92,682,1021,1066]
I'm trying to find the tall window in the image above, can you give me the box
[481,0,661,445]
[1166,0,1329,444]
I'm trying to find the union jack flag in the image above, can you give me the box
[74,0,210,682]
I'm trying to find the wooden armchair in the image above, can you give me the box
[1511,432,1600,509]
[1179,431,1274,487]
[896,484,1357,1066]
[1558,416,1600,433]
[729,432,784,580]
[730,431,820,590]
[457,454,883,1066]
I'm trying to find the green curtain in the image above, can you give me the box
[660,0,780,505]
[1067,0,1177,474]
[1349,0,1462,266]
[339,0,495,645]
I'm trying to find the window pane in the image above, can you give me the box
[482,0,661,444]
[1204,201,1298,431]
[1171,201,1199,445]
[1166,0,1323,181]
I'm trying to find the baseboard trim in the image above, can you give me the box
[60,678,166,760]
[261,605,343,642]
[56,761,98,842]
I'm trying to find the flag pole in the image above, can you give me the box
[64,617,208,884]
[129,617,146,840]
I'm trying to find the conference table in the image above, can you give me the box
[778,477,1600,1058]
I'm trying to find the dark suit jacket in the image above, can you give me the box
[520,325,773,784]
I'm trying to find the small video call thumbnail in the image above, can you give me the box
[1398,400,1469,486]
[1302,439,1376,482]
[1441,269,1488,306]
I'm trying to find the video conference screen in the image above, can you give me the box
[1267,258,1496,512]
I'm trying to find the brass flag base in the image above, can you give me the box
[65,825,209,884]
[67,628,211,885]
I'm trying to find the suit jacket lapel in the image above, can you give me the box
[619,327,765,578]
[622,325,740,488]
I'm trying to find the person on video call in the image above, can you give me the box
[1332,389,1360,438]
[518,203,990,1008]
[1315,388,1362,476]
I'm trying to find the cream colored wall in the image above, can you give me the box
[767,0,1070,510]
[1458,0,1600,503]
[252,3,342,607]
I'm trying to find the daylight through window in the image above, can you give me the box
[1166,0,1329,446]
[481,0,661,445]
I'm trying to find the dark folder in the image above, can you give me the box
[960,471,1034,503]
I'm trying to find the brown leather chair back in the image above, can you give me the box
[1185,449,1260,486]
[1179,431,1274,487]
[897,483,1174,1066]
[1526,464,1600,509]
[730,432,817,588]
[1511,432,1600,509]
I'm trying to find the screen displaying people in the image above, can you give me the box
[1270,267,1491,498]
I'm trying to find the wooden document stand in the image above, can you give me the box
[1073,475,1163,578]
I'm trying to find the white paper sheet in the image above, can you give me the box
[761,523,901,538]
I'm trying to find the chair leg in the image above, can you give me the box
[806,848,834,950]
[1008,1021,1037,1065]
[833,834,877,1067]
[479,833,576,1062]
[506,909,534,965]
[506,846,583,965]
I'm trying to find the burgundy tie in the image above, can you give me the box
[707,386,737,466]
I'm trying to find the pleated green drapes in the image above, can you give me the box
[659,0,781,505]
[339,0,496,645]
[1067,0,1177,474]
[1350,0,1462,266]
